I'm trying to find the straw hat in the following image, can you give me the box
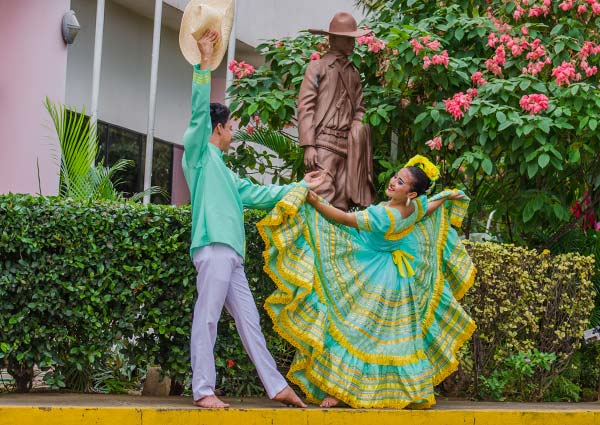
[308,12,371,38]
[179,0,235,70]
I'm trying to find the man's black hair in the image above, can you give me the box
[210,103,230,131]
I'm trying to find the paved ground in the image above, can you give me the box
[1,393,599,410]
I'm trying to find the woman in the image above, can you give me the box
[257,155,476,408]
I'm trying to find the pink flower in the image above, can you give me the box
[471,71,487,86]
[426,40,441,51]
[559,1,574,11]
[392,49,399,55]
[423,56,432,70]
[521,26,529,35]
[227,359,235,368]
[247,125,255,135]
[578,4,588,14]
[593,2,600,15]
[444,90,477,120]
[514,7,525,20]
[425,136,443,150]
[519,93,549,114]
[529,5,549,17]
[551,61,577,86]
[229,60,255,79]
[487,33,498,48]
[310,51,321,61]
[410,39,424,55]
[358,34,385,53]
[431,50,449,67]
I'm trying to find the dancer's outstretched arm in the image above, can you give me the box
[307,190,358,229]
[426,192,464,216]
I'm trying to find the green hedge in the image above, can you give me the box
[450,242,596,401]
[0,194,596,400]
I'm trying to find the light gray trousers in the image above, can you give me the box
[190,243,287,401]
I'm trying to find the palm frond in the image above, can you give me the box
[234,128,299,156]
[234,128,305,179]
[45,97,97,198]
[128,186,165,203]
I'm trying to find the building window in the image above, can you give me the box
[97,121,173,204]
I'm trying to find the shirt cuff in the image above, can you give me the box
[193,66,211,85]
[298,180,309,189]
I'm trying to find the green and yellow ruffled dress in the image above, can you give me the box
[257,187,476,408]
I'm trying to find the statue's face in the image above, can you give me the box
[329,35,355,55]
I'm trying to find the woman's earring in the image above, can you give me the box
[406,197,412,207]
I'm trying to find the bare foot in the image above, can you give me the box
[193,395,230,408]
[320,396,340,408]
[273,385,307,408]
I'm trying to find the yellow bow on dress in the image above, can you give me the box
[391,249,415,278]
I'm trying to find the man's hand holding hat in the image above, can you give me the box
[197,30,220,71]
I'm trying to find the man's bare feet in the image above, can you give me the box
[193,395,230,408]
[320,396,340,408]
[273,385,307,408]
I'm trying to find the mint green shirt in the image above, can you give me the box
[182,66,306,258]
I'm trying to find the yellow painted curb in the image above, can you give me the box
[1,407,600,425]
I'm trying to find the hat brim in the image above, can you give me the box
[308,28,372,38]
[179,0,235,70]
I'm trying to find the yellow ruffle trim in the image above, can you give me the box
[257,187,475,408]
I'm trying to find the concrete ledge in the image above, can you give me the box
[1,394,600,425]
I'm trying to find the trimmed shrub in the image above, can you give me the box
[445,241,596,401]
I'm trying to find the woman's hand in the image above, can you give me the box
[446,192,465,201]
[307,190,320,207]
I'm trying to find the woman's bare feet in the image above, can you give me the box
[320,396,340,408]
[193,395,230,408]
[273,385,307,407]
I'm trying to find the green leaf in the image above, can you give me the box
[538,153,550,168]
[481,158,493,175]
[589,119,598,131]
[554,42,565,54]
[498,121,512,131]
[247,103,259,116]
[455,28,464,41]
[496,111,507,124]
[519,80,531,91]
[370,114,381,126]
[527,162,539,178]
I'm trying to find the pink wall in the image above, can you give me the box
[0,0,70,195]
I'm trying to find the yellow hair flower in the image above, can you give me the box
[405,155,440,181]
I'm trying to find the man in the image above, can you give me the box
[182,30,321,408]
[298,11,376,211]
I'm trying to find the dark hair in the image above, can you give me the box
[406,166,431,196]
[210,103,230,131]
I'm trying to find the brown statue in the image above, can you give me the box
[298,11,376,211]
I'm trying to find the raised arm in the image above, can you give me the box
[307,191,358,229]
[426,192,465,216]
[182,30,219,168]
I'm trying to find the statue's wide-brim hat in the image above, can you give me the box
[179,0,235,70]
[308,11,371,38]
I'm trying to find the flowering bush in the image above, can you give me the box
[227,0,600,246]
